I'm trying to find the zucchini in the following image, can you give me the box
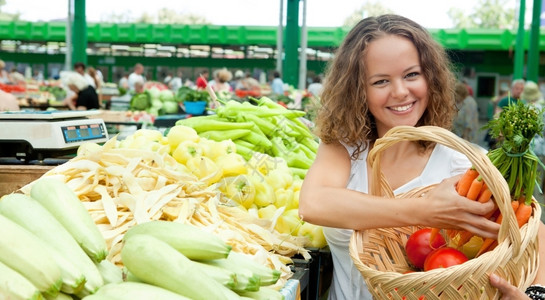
[123,220,231,260]
[237,286,285,300]
[0,214,62,298]
[0,260,44,300]
[124,271,143,283]
[226,252,281,286]
[53,293,77,300]
[192,260,237,290]
[95,259,123,285]
[202,258,261,292]
[0,193,104,295]
[89,282,192,300]
[121,234,240,300]
[203,251,280,288]
[30,177,108,263]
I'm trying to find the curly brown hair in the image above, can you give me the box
[315,14,456,158]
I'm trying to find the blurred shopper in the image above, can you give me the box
[8,68,25,85]
[0,89,20,111]
[195,70,209,89]
[169,71,183,92]
[119,73,129,90]
[63,73,99,110]
[210,68,233,92]
[0,60,8,83]
[271,71,284,95]
[452,81,480,144]
[133,80,145,94]
[74,62,96,89]
[232,70,245,90]
[243,72,261,90]
[495,79,525,115]
[128,63,145,92]
[88,66,103,107]
[307,75,324,97]
[521,81,545,156]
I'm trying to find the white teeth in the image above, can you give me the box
[390,103,413,112]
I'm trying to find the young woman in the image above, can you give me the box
[298,14,542,299]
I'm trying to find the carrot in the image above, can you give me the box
[446,229,458,238]
[476,201,520,257]
[456,168,479,197]
[486,240,498,252]
[486,200,532,253]
[456,178,488,247]
[477,185,493,204]
[466,176,484,200]
[429,168,480,244]
[515,202,533,228]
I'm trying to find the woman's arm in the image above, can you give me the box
[298,142,499,238]
[532,222,545,284]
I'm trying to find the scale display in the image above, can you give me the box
[61,123,106,143]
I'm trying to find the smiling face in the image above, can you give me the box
[364,35,428,137]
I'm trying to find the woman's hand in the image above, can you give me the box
[420,175,499,239]
[489,273,530,299]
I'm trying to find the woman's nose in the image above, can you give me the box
[391,80,409,99]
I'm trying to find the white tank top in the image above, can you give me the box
[324,143,473,300]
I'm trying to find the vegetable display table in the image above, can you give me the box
[0,165,53,196]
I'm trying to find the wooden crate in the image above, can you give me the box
[0,165,53,196]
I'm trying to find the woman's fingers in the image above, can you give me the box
[426,177,499,238]
[489,273,530,300]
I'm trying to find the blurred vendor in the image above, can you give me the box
[63,73,99,110]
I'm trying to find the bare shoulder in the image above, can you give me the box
[304,141,352,187]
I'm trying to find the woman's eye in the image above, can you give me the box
[406,72,420,78]
[372,79,388,86]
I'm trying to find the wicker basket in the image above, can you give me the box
[349,125,541,300]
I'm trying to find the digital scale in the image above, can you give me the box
[0,110,109,163]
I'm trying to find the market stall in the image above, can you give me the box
[0,94,330,300]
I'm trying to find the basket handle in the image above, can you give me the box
[367,125,522,255]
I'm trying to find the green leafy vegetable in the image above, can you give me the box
[130,92,152,111]
[484,100,544,203]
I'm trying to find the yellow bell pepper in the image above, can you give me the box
[172,140,203,165]
[250,176,276,208]
[166,125,200,150]
[276,208,304,235]
[298,222,328,249]
[218,175,256,209]
[199,139,237,161]
[273,188,294,208]
[185,156,223,185]
[257,204,278,220]
[288,190,300,210]
[216,153,248,177]
[265,169,293,190]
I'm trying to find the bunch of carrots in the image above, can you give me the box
[432,167,533,257]
[430,101,544,257]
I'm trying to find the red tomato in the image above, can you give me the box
[405,228,446,269]
[423,247,468,271]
